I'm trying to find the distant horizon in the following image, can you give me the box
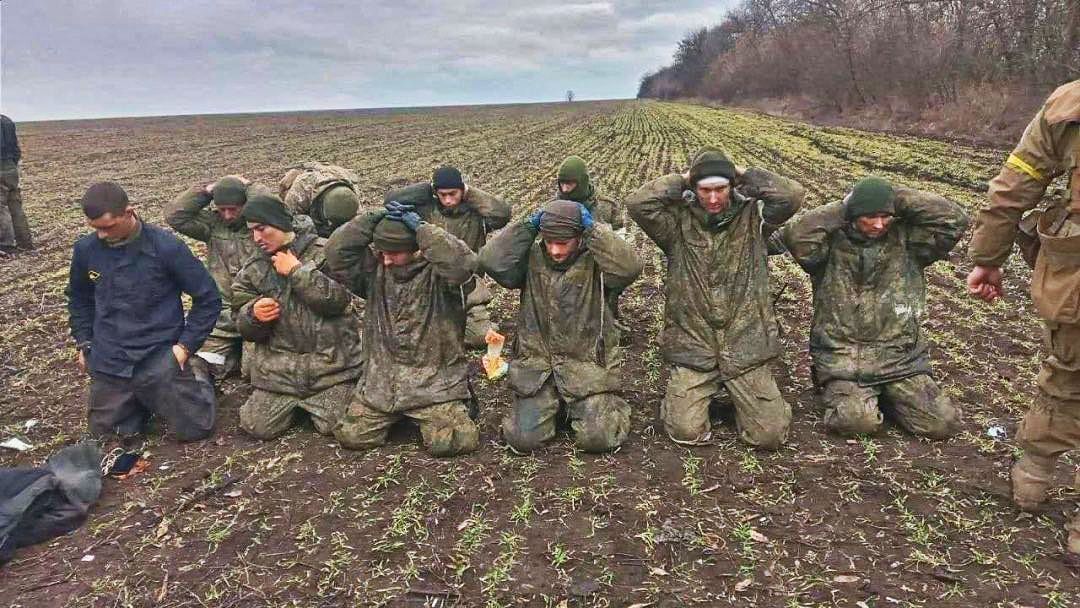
[1,1,737,122]
[14,96,635,125]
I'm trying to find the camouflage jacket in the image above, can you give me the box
[325,211,477,412]
[626,168,804,378]
[231,231,362,397]
[279,162,361,237]
[385,182,512,252]
[479,221,643,399]
[165,185,262,337]
[780,191,969,386]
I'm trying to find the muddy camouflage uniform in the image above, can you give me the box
[231,229,363,439]
[326,211,480,456]
[778,190,969,437]
[166,184,264,378]
[387,181,512,347]
[627,167,804,450]
[479,219,643,453]
[969,80,1080,553]
[279,162,361,237]
[0,114,32,251]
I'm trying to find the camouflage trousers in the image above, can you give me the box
[503,379,630,454]
[194,332,242,380]
[661,364,790,451]
[0,162,32,250]
[821,374,960,439]
[1014,321,1080,553]
[1018,322,1080,458]
[239,382,350,440]
[88,346,216,442]
[335,396,478,457]
[464,278,496,348]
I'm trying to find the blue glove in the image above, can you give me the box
[579,204,594,231]
[400,210,423,232]
[527,209,543,232]
[385,200,414,220]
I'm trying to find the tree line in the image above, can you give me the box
[638,0,1079,114]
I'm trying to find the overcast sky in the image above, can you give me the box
[0,1,735,121]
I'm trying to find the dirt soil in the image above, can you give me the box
[1,100,1076,607]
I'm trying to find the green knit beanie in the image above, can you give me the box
[557,156,592,201]
[372,217,419,252]
[241,193,293,231]
[844,177,896,220]
[688,147,736,186]
[212,177,247,206]
[319,185,360,229]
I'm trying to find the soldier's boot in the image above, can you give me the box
[464,305,495,350]
[1011,452,1057,511]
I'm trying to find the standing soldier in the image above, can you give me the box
[326,207,480,457]
[555,155,624,230]
[479,199,643,453]
[67,182,219,441]
[387,166,512,347]
[0,114,33,254]
[626,147,804,450]
[166,176,260,379]
[230,193,363,440]
[279,161,362,238]
[966,80,1080,559]
[775,177,968,438]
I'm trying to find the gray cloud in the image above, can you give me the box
[0,0,737,120]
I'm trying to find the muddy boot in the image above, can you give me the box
[1012,452,1057,511]
[464,307,494,350]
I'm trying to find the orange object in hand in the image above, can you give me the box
[481,329,508,380]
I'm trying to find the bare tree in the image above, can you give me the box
[566,90,575,103]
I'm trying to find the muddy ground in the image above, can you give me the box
[1,100,1076,607]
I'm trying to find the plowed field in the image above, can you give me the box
[1,101,1076,607]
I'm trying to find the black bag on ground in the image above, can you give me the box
[0,441,103,564]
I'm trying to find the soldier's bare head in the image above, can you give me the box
[81,182,138,243]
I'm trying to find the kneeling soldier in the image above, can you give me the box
[231,194,363,439]
[68,182,220,441]
[775,177,969,438]
[479,199,643,453]
[327,205,480,457]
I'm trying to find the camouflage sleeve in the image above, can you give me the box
[894,188,970,267]
[164,186,214,242]
[595,196,626,231]
[740,167,805,232]
[625,174,685,254]
[283,173,317,215]
[278,168,303,200]
[584,223,643,291]
[969,104,1072,267]
[287,258,353,318]
[465,186,512,231]
[231,263,273,343]
[478,220,534,289]
[324,209,385,297]
[417,223,478,287]
[779,201,845,276]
